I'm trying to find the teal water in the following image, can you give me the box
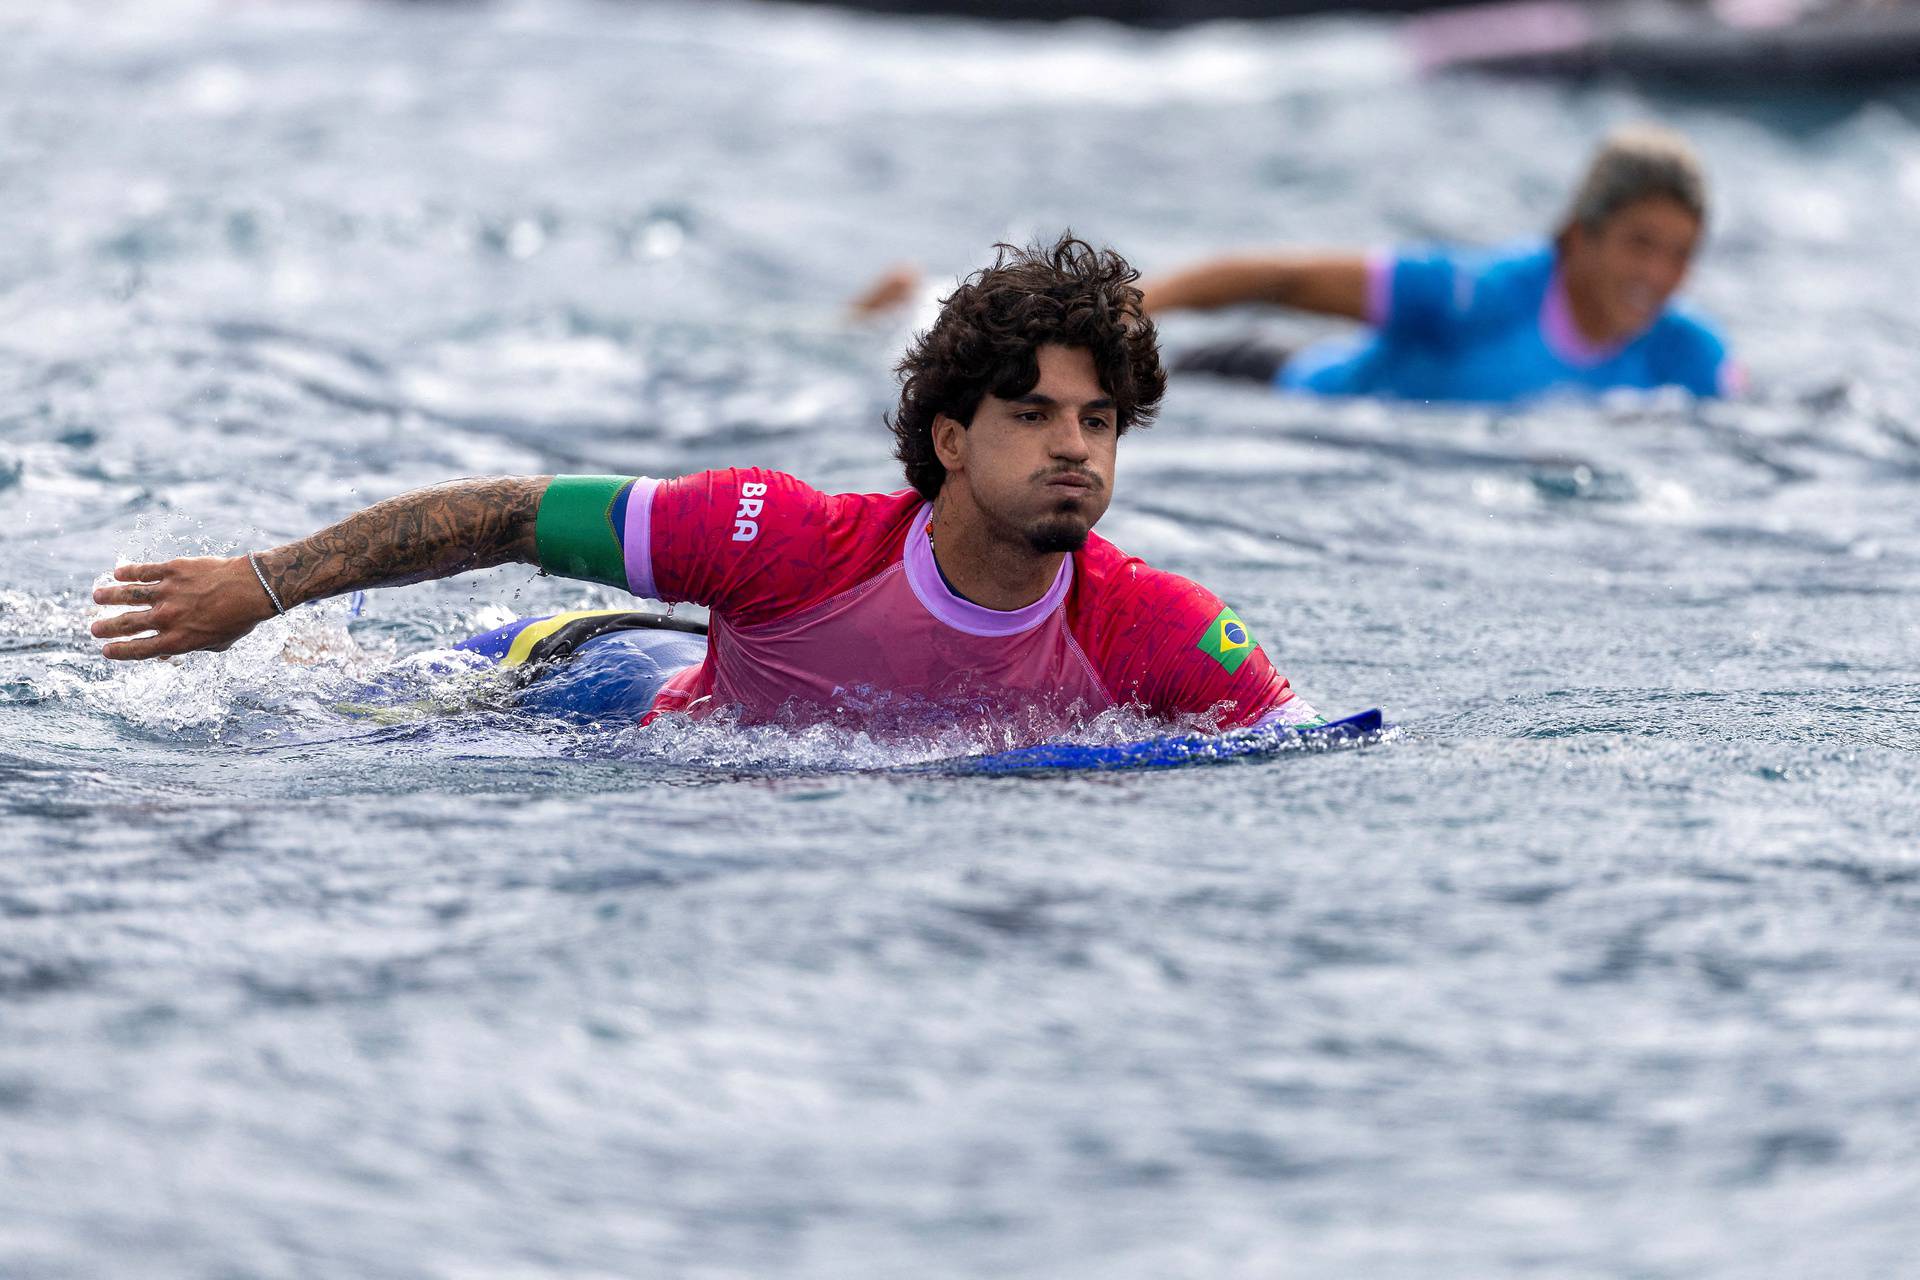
[3,2,1919,1276]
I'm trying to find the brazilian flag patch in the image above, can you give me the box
[1196,606,1258,675]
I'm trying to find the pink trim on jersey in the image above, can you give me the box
[1541,270,1628,367]
[623,476,661,599]
[901,503,1072,637]
[1365,250,1395,327]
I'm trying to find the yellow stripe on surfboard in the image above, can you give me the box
[500,609,637,669]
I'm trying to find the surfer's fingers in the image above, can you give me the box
[93,581,164,607]
[99,634,174,661]
[112,561,175,583]
[90,607,159,639]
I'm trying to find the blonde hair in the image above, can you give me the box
[1561,126,1707,237]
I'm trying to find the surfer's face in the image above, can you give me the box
[934,344,1116,555]
[1564,195,1701,341]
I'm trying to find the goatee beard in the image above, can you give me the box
[1025,519,1089,554]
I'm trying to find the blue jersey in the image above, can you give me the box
[1279,241,1735,404]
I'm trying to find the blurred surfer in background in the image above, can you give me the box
[1144,125,1739,403]
[854,126,1737,405]
[91,235,1326,745]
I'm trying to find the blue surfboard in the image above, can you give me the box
[921,709,1388,777]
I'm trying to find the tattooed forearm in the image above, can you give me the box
[256,476,551,609]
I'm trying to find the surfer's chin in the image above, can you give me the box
[1025,518,1090,555]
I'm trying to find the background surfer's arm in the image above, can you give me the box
[848,263,923,317]
[1140,254,1370,322]
[91,476,551,660]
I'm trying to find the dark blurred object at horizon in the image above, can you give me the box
[1413,0,1920,86]
[777,0,1475,22]
[779,0,1920,89]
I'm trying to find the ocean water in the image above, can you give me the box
[4,2,1920,1276]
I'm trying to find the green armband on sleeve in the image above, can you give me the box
[534,475,636,589]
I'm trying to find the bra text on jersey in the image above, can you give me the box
[732,481,768,542]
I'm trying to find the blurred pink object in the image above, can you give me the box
[1407,0,1595,73]
[1710,0,1808,30]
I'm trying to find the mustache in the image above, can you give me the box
[1032,466,1104,491]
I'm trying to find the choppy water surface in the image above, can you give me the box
[4,2,1920,1276]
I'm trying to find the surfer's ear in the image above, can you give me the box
[931,412,969,474]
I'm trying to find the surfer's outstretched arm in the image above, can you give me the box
[1140,254,1371,321]
[91,475,551,660]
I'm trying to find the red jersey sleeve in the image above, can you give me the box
[1070,541,1294,731]
[639,469,910,628]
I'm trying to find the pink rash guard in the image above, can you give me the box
[615,469,1313,738]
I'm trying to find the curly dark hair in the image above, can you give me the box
[890,233,1165,502]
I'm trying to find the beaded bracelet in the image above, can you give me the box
[247,552,287,616]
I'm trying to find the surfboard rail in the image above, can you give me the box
[920,708,1389,776]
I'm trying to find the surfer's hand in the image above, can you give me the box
[90,557,277,660]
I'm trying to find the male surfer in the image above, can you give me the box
[1143,125,1737,403]
[92,235,1323,743]
[854,127,1736,405]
